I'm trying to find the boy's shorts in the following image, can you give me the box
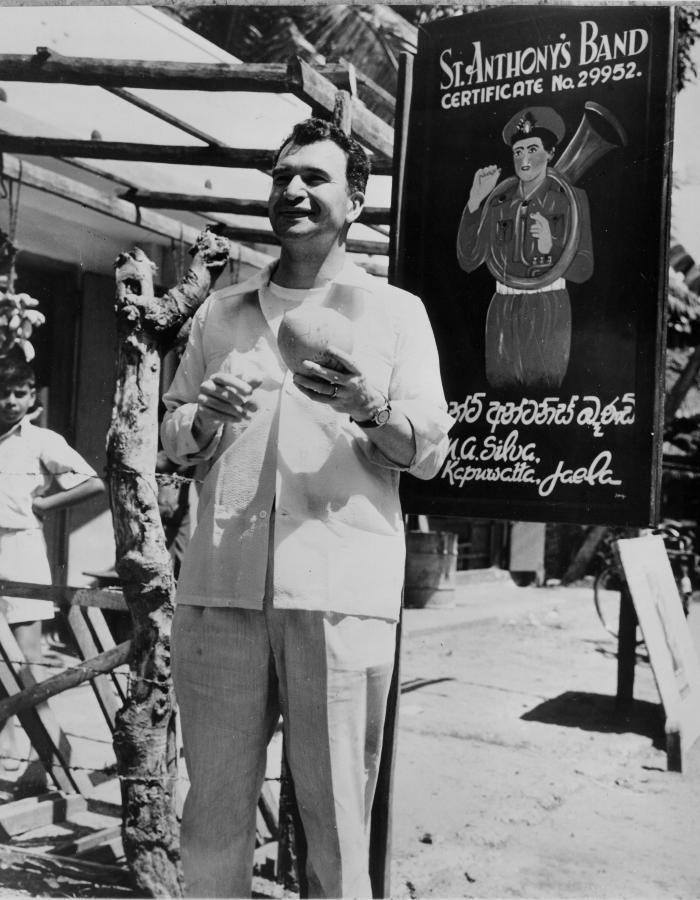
[0,528,54,624]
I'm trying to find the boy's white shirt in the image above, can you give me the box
[0,417,97,530]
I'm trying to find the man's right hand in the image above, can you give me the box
[192,372,262,444]
[467,165,501,213]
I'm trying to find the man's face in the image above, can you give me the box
[512,136,553,184]
[268,139,364,244]
[0,382,35,430]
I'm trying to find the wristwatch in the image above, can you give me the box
[352,399,392,429]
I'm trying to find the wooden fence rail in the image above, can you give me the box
[0,582,127,612]
[0,642,131,725]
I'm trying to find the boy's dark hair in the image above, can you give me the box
[272,117,371,195]
[0,354,36,389]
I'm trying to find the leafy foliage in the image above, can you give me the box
[677,4,700,91]
[668,268,700,345]
[172,5,422,119]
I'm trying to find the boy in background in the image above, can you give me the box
[0,353,104,774]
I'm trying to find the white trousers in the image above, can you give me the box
[172,602,396,899]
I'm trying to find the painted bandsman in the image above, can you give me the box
[457,105,594,394]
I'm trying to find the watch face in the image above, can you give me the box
[375,405,391,426]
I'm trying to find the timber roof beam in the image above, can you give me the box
[0,153,271,268]
[0,135,393,175]
[0,49,395,162]
[0,135,276,169]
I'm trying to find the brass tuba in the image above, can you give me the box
[555,101,628,185]
[481,101,628,291]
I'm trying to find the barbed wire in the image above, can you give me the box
[0,752,282,785]
[0,469,196,485]
[1,657,130,674]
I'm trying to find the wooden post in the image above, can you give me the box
[616,582,638,713]
[106,229,229,897]
[367,51,414,899]
[333,90,353,135]
[388,52,412,285]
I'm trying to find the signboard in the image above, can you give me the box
[398,5,675,525]
[617,535,700,771]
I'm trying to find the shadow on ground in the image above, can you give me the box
[521,691,665,749]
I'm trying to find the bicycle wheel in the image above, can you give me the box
[593,566,643,644]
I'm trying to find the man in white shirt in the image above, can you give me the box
[161,117,453,898]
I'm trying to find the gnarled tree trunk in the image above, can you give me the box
[106,231,229,896]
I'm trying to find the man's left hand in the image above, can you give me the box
[293,347,385,422]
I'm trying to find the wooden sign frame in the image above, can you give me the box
[396,5,677,526]
[617,534,700,771]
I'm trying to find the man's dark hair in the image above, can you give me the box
[0,354,36,389]
[273,118,371,195]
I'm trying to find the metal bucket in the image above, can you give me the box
[404,531,458,609]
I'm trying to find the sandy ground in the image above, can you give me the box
[0,577,698,898]
[391,579,700,899]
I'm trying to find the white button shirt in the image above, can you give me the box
[0,417,97,531]
[161,261,454,621]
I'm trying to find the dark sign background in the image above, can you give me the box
[398,5,675,526]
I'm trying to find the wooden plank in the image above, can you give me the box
[83,606,120,649]
[65,608,122,732]
[333,90,353,135]
[0,155,272,269]
[219,225,389,257]
[0,581,127,612]
[0,844,130,887]
[50,823,122,859]
[0,134,274,168]
[118,190,392,225]
[0,52,396,116]
[0,618,89,795]
[0,52,293,92]
[0,641,130,725]
[0,53,396,121]
[0,50,395,164]
[388,52,414,285]
[83,607,128,704]
[68,590,126,612]
[288,57,394,162]
[321,62,396,117]
[23,46,230,150]
[107,87,229,148]
[258,781,279,839]
[615,581,638,714]
[617,534,700,771]
[0,791,87,839]
[0,136,392,177]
